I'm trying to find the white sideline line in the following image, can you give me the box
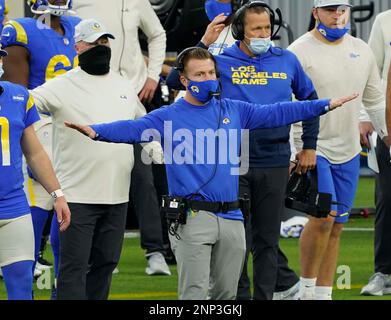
[124,231,140,238]
[344,228,374,232]
[123,229,373,239]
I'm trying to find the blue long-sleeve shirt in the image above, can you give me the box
[91,97,330,221]
[166,42,320,167]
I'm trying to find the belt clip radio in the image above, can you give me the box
[161,196,188,240]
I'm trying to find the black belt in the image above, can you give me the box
[187,200,241,213]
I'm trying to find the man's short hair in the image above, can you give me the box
[176,47,218,75]
[243,4,269,23]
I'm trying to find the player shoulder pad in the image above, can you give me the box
[1,18,35,47]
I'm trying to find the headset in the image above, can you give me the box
[172,47,224,200]
[174,46,221,79]
[231,0,282,41]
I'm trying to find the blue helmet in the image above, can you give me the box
[27,0,75,16]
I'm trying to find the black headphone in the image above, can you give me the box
[174,47,221,79]
[231,0,282,41]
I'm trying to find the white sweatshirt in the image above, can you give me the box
[368,10,391,89]
[72,0,166,93]
[289,32,387,164]
[31,68,146,204]
[359,10,391,125]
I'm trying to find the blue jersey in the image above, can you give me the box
[216,42,316,167]
[1,16,81,89]
[90,97,330,221]
[0,0,7,34]
[0,81,40,219]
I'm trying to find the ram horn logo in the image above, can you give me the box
[190,86,200,94]
[319,28,327,37]
[223,118,231,125]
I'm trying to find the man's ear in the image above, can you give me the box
[312,8,319,22]
[179,74,188,88]
[74,43,81,55]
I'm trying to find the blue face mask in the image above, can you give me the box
[317,22,350,42]
[205,0,232,21]
[245,37,272,55]
[187,79,220,103]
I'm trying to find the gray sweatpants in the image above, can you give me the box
[169,211,246,300]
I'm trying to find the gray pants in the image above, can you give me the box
[169,211,246,300]
[375,137,391,274]
[57,203,127,300]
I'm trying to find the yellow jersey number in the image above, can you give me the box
[45,55,79,82]
[0,117,10,166]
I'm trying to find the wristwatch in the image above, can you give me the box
[50,189,64,199]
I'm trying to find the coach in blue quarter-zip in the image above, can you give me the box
[167,0,321,300]
[65,47,357,300]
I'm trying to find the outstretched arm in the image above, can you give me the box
[65,110,165,144]
[241,94,359,130]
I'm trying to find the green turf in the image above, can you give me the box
[353,177,375,208]
[1,177,387,300]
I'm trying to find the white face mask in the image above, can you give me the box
[244,36,272,55]
[0,64,4,79]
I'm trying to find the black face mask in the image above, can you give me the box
[79,45,111,75]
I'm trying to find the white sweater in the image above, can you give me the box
[368,10,391,89]
[289,32,387,164]
[31,68,146,204]
[359,10,391,126]
[72,0,166,94]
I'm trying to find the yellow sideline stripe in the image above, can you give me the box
[109,292,177,299]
